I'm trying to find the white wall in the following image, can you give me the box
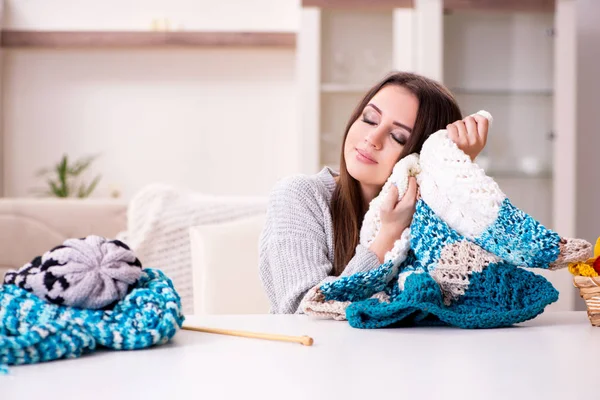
[4,0,300,31]
[2,0,301,199]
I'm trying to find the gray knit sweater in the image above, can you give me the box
[258,167,382,314]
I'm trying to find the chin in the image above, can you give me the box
[346,159,383,186]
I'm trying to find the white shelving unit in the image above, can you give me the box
[320,83,372,93]
[444,9,555,227]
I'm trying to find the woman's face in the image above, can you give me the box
[344,84,419,189]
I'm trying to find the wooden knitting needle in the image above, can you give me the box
[182,324,314,346]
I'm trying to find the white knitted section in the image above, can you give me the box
[122,183,268,314]
[360,154,420,267]
[418,110,505,239]
[300,286,350,320]
[384,228,412,266]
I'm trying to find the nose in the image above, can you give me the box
[364,125,386,150]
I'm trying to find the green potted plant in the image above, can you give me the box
[34,154,102,198]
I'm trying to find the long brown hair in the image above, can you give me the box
[330,71,463,275]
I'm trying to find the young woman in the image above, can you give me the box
[259,71,489,314]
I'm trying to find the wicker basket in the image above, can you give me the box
[574,275,600,326]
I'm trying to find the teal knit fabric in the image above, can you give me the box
[302,113,591,328]
[0,268,184,374]
[317,198,560,329]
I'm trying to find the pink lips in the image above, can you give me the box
[355,148,377,164]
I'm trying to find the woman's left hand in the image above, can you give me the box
[446,114,489,161]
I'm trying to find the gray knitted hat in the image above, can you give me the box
[3,235,143,309]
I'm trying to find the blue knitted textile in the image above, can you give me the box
[315,199,561,329]
[301,116,594,328]
[0,268,184,373]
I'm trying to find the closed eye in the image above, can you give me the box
[361,118,377,126]
[362,117,407,145]
[391,134,407,145]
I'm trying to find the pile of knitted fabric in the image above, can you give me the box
[302,111,593,329]
[0,235,184,374]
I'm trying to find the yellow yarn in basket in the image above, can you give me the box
[569,237,600,277]
[569,263,598,277]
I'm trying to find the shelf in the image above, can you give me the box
[321,85,554,96]
[0,30,297,49]
[321,83,371,93]
[485,170,553,179]
[444,0,555,13]
[451,88,553,96]
[303,0,554,12]
[303,0,413,9]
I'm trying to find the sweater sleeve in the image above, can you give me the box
[258,175,381,314]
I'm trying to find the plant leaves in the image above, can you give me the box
[58,156,70,196]
[83,175,101,198]
[77,175,101,198]
[48,179,67,197]
[37,154,101,198]
[69,155,98,176]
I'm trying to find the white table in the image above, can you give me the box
[2,312,599,400]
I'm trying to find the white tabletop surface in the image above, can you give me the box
[2,311,599,400]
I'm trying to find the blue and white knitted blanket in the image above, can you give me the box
[302,111,592,328]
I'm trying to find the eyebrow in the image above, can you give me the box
[366,103,413,133]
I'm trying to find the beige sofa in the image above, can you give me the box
[0,197,271,315]
[0,198,128,276]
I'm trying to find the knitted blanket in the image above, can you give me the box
[0,268,184,373]
[302,111,592,328]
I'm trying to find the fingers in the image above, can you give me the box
[447,120,469,146]
[379,179,418,233]
[447,123,459,144]
[382,184,399,212]
[454,120,471,145]
[396,177,417,209]
[463,116,479,146]
[471,114,489,146]
[447,115,489,161]
[406,176,417,200]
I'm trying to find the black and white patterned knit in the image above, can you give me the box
[3,235,143,309]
